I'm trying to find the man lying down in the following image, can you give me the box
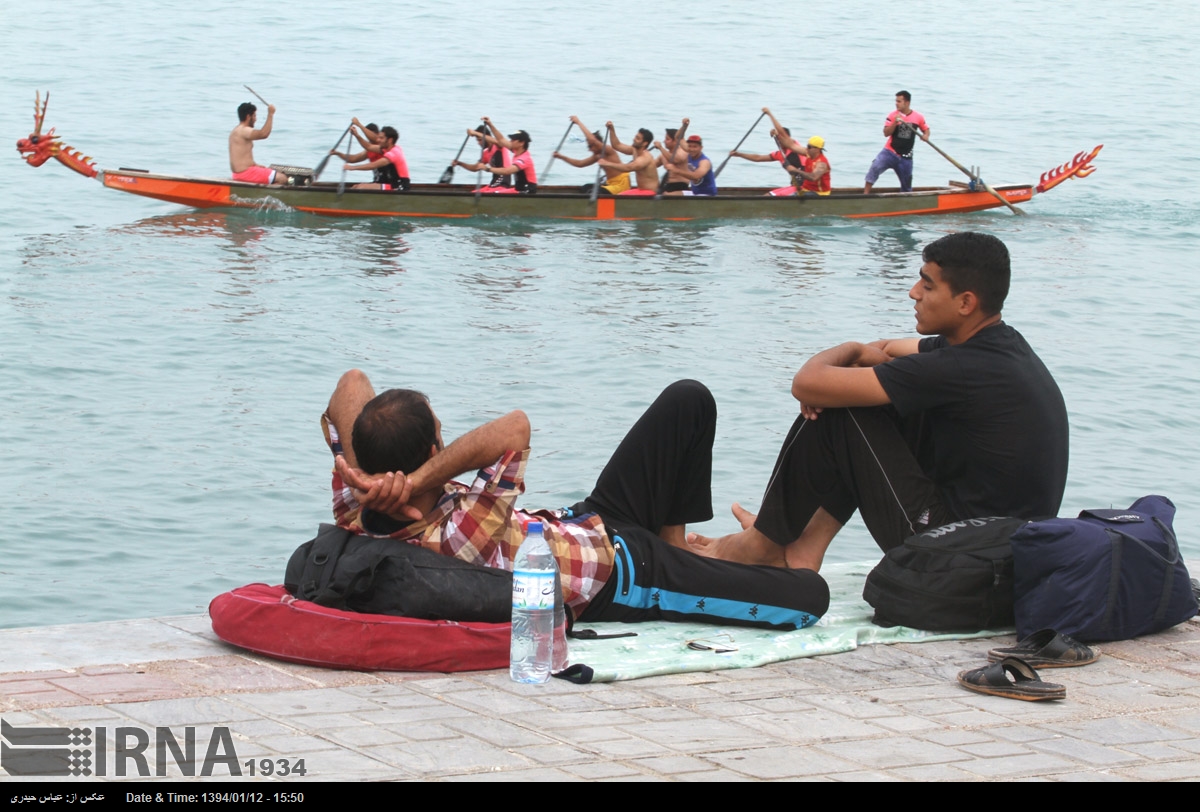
[322,373,829,630]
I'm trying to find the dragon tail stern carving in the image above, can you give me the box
[1036,145,1103,194]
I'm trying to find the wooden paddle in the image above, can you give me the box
[713,111,767,179]
[540,120,576,184]
[589,128,612,204]
[439,132,472,184]
[924,138,1025,215]
[314,123,353,180]
[243,85,270,107]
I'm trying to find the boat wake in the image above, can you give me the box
[231,194,294,213]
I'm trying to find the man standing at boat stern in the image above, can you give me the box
[688,232,1069,572]
[863,90,929,193]
[229,102,288,186]
[321,374,829,629]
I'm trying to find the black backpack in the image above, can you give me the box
[863,517,1027,632]
[284,524,513,623]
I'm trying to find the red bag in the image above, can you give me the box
[209,583,510,672]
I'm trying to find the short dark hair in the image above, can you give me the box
[665,128,678,139]
[352,389,437,475]
[237,102,256,122]
[637,127,654,144]
[509,130,530,145]
[896,90,912,102]
[922,232,1010,315]
[381,126,399,143]
[365,123,380,134]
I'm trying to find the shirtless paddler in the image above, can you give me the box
[229,102,289,186]
[653,118,692,196]
[597,125,660,195]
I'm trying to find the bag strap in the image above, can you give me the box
[1104,520,1181,625]
[300,525,354,606]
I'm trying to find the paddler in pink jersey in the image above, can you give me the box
[342,125,411,191]
[458,116,537,194]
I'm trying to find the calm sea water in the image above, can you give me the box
[2,2,1198,629]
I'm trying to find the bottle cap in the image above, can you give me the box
[527,521,543,534]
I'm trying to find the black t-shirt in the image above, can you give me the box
[873,323,1069,521]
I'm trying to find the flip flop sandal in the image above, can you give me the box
[957,656,1066,701]
[986,629,1099,668]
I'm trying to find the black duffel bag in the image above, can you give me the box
[863,516,1028,632]
[284,524,513,623]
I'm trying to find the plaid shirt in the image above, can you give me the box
[326,421,614,613]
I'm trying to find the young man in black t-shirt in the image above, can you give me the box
[687,232,1069,571]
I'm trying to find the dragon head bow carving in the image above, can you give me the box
[15,91,99,178]
[1036,145,1103,194]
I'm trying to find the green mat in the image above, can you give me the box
[567,561,1011,682]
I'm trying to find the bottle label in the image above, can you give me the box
[512,570,555,610]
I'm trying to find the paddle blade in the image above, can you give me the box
[313,154,332,180]
[438,164,455,184]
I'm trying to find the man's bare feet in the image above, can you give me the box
[686,504,786,567]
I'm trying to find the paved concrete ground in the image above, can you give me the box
[2,612,1199,782]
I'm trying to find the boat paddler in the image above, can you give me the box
[229,101,289,186]
[456,117,536,193]
[597,126,659,195]
[551,115,632,194]
[728,107,806,194]
[340,126,411,191]
[653,118,693,196]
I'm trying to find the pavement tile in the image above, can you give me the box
[1046,716,1189,745]
[0,678,91,710]
[347,704,478,725]
[528,709,651,730]
[106,697,263,726]
[380,722,461,742]
[706,744,860,779]
[320,723,409,748]
[147,656,314,694]
[871,714,944,733]
[926,708,1027,728]
[364,734,530,772]
[586,733,673,759]
[45,671,188,705]
[443,716,554,747]
[628,754,714,774]
[624,705,706,722]
[0,669,76,682]
[444,767,580,781]
[989,725,1061,743]
[816,736,970,769]
[511,743,595,766]
[1027,736,1142,766]
[959,740,1035,758]
[606,718,768,753]
[954,752,1076,778]
[919,728,997,746]
[1117,760,1200,780]
[829,770,904,782]
[224,687,384,716]
[733,708,885,743]
[801,692,904,719]
[674,767,756,782]
[889,763,979,781]
[563,761,645,779]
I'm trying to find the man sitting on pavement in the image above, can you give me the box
[323,373,829,628]
[229,101,289,186]
[687,232,1069,571]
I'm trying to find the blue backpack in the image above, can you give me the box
[1011,496,1198,642]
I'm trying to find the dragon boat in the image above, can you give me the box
[18,93,1103,222]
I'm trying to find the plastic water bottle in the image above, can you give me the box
[511,522,558,683]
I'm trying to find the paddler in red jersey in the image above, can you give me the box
[229,101,289,186]
[787,136,832,196]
